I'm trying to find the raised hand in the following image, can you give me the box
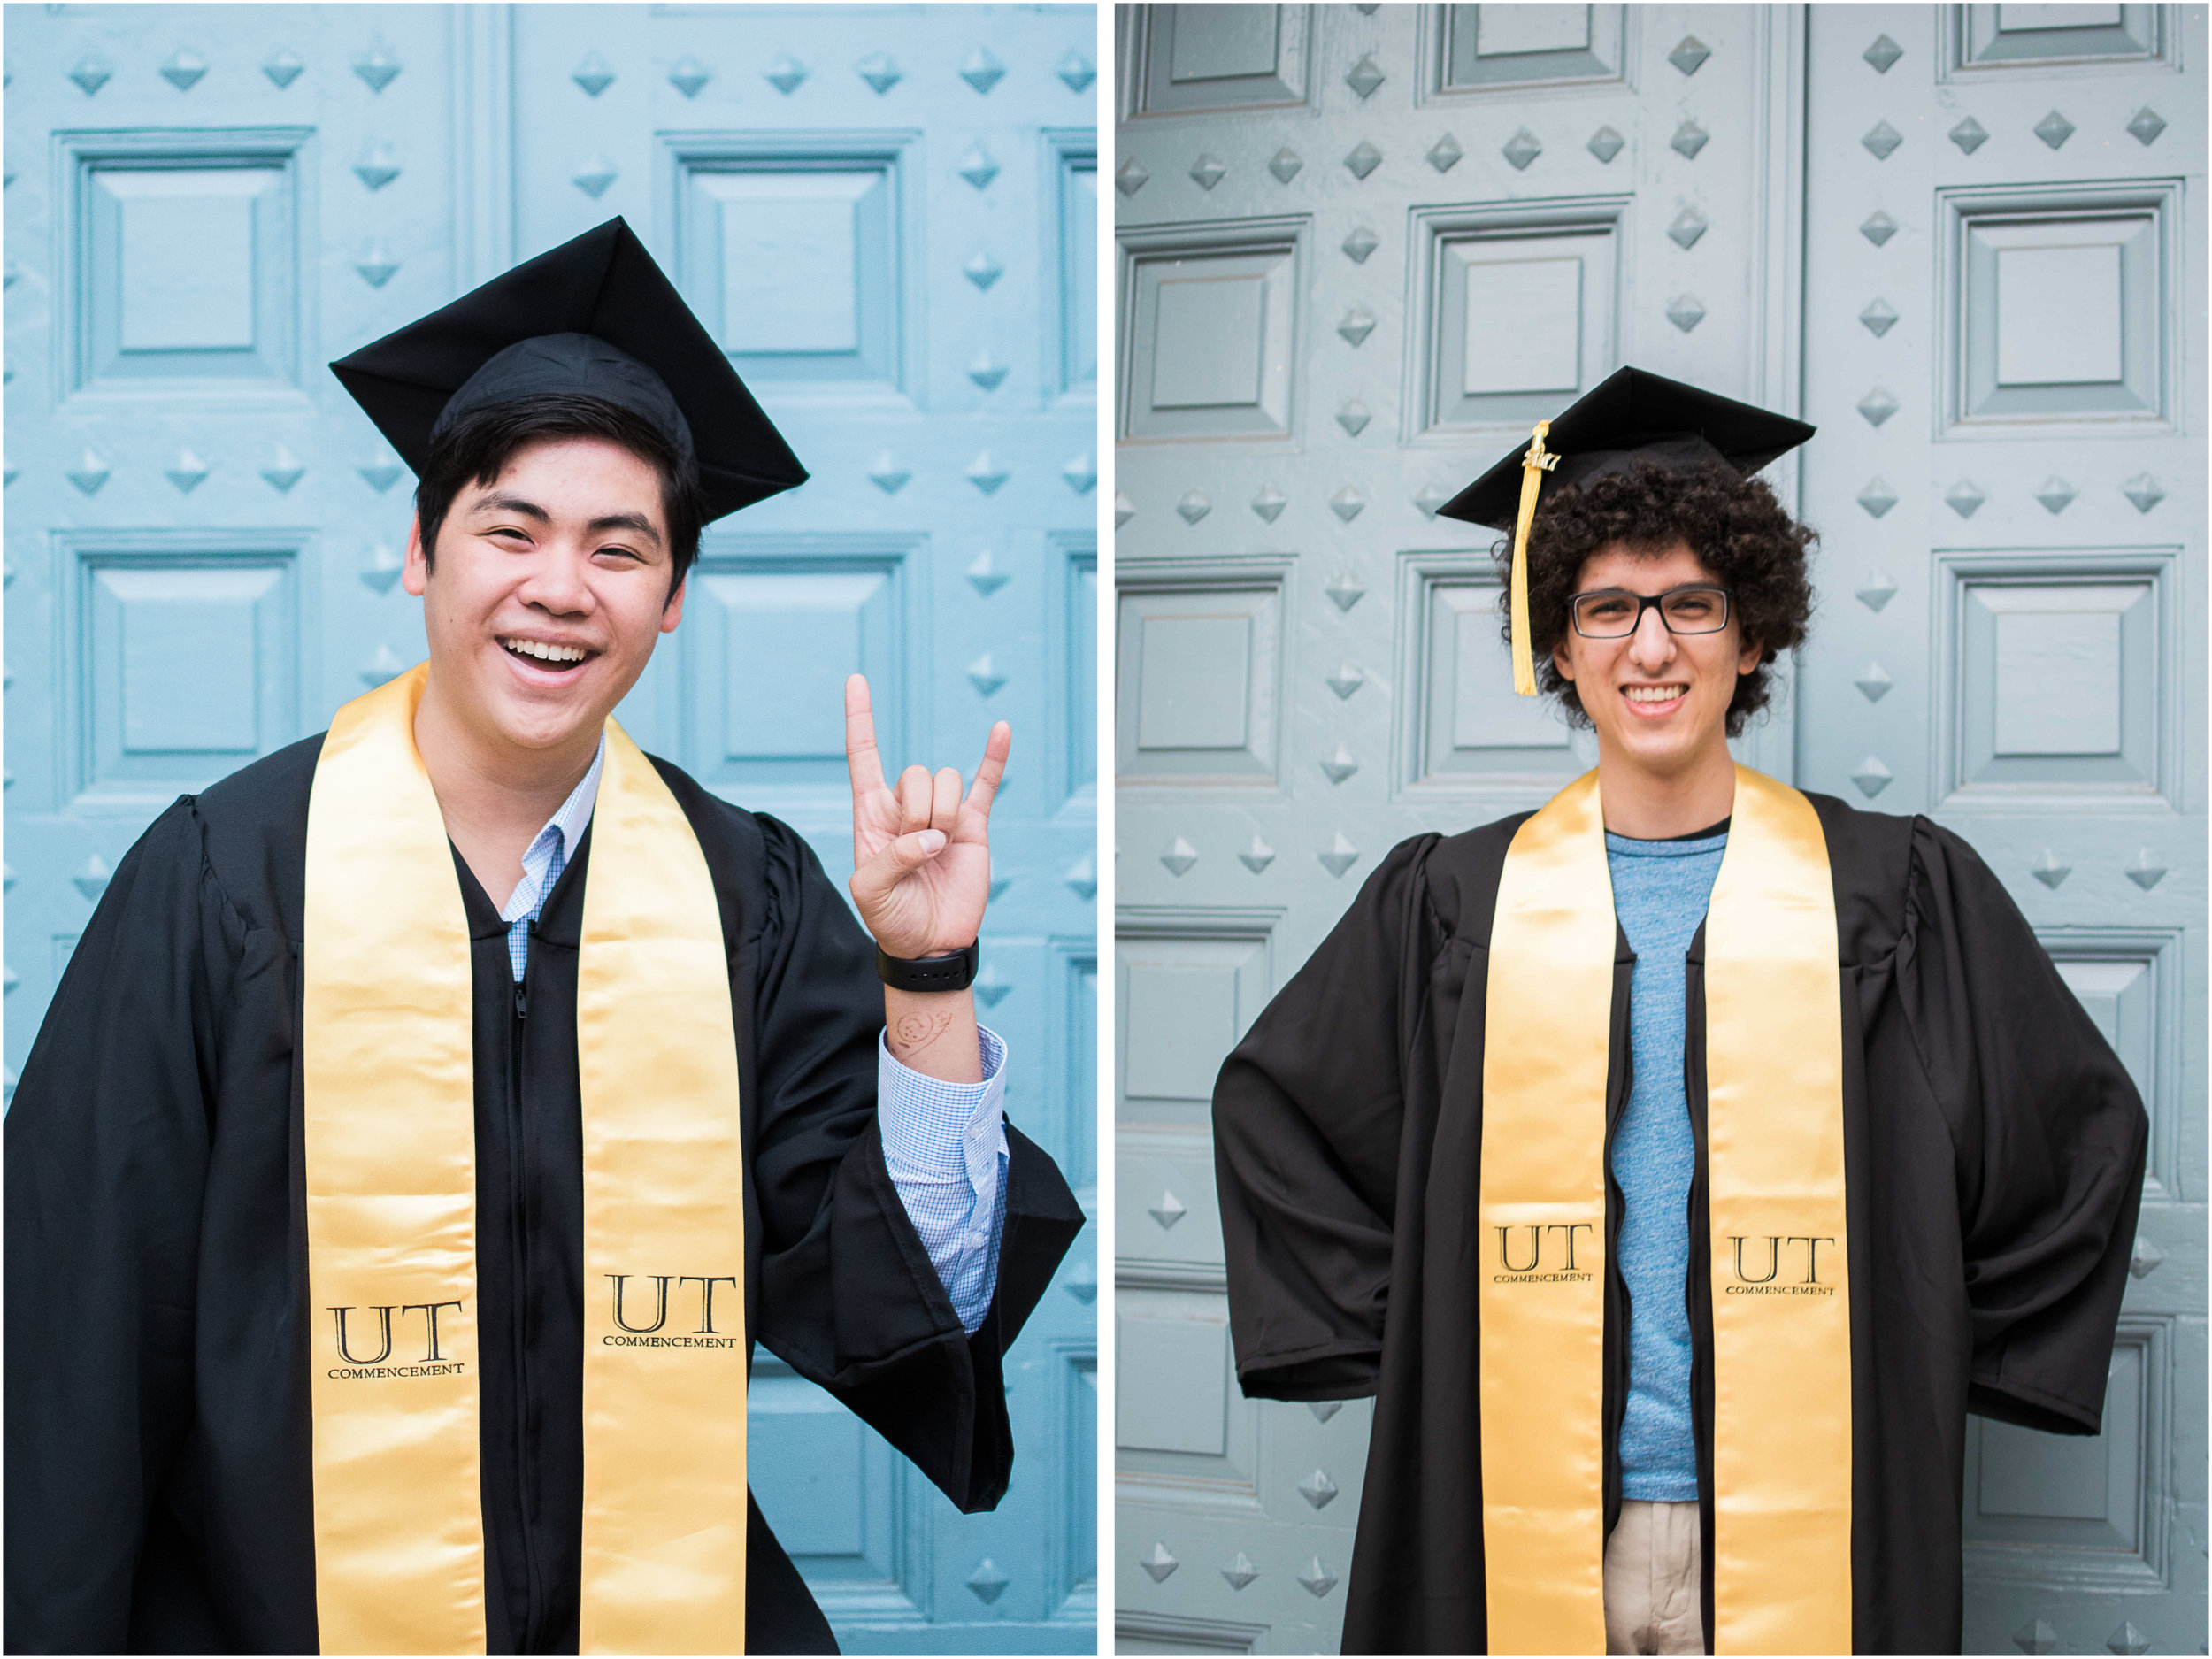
[844,672,1010,961]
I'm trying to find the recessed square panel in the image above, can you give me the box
[1953,2,2169,68]
[1942,558,2167,802]
[1118,923,1274,1128]
[2041,931,2177,1202]
[1117,1312,1229,1455]
[112,173,260,350]
[1439,4,1625,89]
[1135,5,1310,113]
[1462,257,1584,396]
[1122,230,1302,442]
[1058,145,1098,395]
[1117,581,1282,783]
[1400,567,1584,791]
[1478,4,1593,54]
[1944,188,2174,431]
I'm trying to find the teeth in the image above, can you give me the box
[505,638,588,664]
[1625,685,1686,703]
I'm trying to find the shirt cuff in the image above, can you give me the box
[878,1025,1008,1211]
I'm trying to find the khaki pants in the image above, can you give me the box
[1603,1499,1705,1656]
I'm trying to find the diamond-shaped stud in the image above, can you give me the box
[1064,452,1097,495]
[962,349,1007,393]
[1862,119,1903,160]
[1863,34,1904,73]
[960,47,1005,95]
[1502,128,1541,170]
[1251,485,1286,523]
[1413,483,1451,518]
[1336,401,1371,437]
[1341,225,1379,264]
[1345,140,1383,180]
[1669,35,1710,74]
[161,49,208,91]
[1299,1468,1340,1508]
[2122,473,2164,512]
[361,541,404,594]
[868,453,911,494]
[572,155,618,198]
[353,43,402,93]
[353,142,401,191]
[1850,757,1893,799]
[1949,117,1989,155]
[1857,388,1899,426]
[165,449,210,493]
[762,54,803,95]
[263,50,304,89]
[1310,1399,1342,1422]
[1221,1553,1259,1591]
[963,250,1002,288]
[261,446,304,493]
[1671,120,1709,159]
[2035,476,2077,514]
[1058,50,1096,93]
[360,644,408,688]
[1338,309,1377,347]
[1861,210,1899,247]
[2124,849,2168,891]
[1299,1558,1340,1598]
[1321,745,1359,785]
[572,51,614,96]
[1859,297,1899,336]
[965,453,1009,494]
[1239,835,1276,874]
[2014,1619,2058,1655]
[670,55,712,96]
[1114,493,1134,529]
[1855,662,1893,703]
[1114,157,1148,196]
[1946,480,1985,518]
[358,453,403,493]
[856,51,901,94]
[965,551,1009,596]
[1330,486,1366,522]
[2126,107,2166,145]
[1668,208,1708,250]
[2032,850,2071,889]
[964,1559,1008,1604]
[1346,53,1385,98]
[2126,1235,2166,1277]
[1269,147,1303,183]
[66,449,111,495]
[1856,569,1898,611]
[1326,661,1366,700]
[1667,296,1706,334]
[1318,833,1360,878]
[966,654,1006,696]
[1426,132,1463,172]
[1856,479,1898,518]
[957,144,999,188]
[1149,1186,1188,1225]
[1140,1542,1179,1583]
[1064,856,1097,901]
[2034,110,2075,150]
[1325,575,1366,612]
[1176,491,1210,525]
[71,855,112,902]
[1587,126,1625,163]
[69,54,112,95]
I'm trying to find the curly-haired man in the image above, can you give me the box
[1212,368,2146,1656]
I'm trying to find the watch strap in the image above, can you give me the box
[875,939,979,993]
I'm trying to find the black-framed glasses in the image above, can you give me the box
[1568,586,1733,639]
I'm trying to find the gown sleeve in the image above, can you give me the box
[4,799,242,1654]
[744,815,1084,1512]
[1213,834,1440,1400]
[1898,818,2149,1434]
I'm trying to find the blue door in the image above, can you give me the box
[2,4,1097,1650]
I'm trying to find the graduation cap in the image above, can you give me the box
[1436,366,1814,696]
[329,217,807,523]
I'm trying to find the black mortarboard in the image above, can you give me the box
[329,217,806,523]
[1435,366,1814,695]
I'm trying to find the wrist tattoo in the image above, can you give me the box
[890,1010,956,1057]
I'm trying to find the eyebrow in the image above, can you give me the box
[467,493,665,549]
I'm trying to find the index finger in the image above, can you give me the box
[964,720,1012,819]
[843,673,887,798]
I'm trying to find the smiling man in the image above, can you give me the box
[4,219,1082,1656]
[1211,369,2147,1656]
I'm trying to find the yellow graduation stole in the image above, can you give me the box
[302,663,749,1655]
[1478,765,1851,1655]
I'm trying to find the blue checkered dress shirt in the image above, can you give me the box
[499,738,1009,1331]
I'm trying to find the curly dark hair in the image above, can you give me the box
[1494,460,1816,737]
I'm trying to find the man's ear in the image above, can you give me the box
[1553,638,1575,684]
[1738,634,1763,675]
[660,576,687,634]
[400,515,430,597]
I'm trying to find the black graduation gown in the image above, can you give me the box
[4,734,1085,1656]
[1212,795,2147,1656]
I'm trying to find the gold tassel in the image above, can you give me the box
[1509,419,1558,697]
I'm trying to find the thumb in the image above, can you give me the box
[849,828,946,909]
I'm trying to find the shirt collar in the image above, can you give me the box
[497,734,606,924]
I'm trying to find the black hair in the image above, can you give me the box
[413,393,706,603]
[1495,460,1816,737]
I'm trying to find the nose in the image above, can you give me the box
[517,543,595,617]
[1626,601,1677,671]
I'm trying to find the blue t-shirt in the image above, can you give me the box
[1604,822,1728,1502]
